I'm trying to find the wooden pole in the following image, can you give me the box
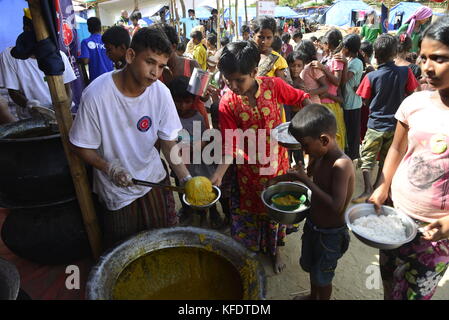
[174,0,181,36]
[244,0,248,26]
[179,0,187,40]
[217,0,221,50]
[27,0,103,260]
[235,0,239,41]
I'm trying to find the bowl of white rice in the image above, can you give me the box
[273,122,302,150]
[345,204,418,250]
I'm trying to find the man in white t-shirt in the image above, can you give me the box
[69,27,192,248]
[0,47,76,119]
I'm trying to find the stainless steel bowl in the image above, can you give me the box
[261,182,311,224]
[0,257,20,300]
[273,122,302,150]
[86,226,266,300]
[183,185,221,210]
[345,204,418,250]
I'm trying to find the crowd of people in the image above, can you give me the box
[1,4,449,301]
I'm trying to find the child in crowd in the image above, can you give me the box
[341,34,364,160]
[312,29,347,150]
[395,33,422,80]
[241,25,251,41]
[210,41,311,273]
[360,11,381,44]
[314,36,324,61]
[191,30,207,70]
[168,76,223,228]
[206,33,218,59]
[272,36,283,55]
[360,41,375,141]
[220,36,230,48]
[251,16,288,81]
[297,40,328,104]
[352,34,419,203]
[268,104,355,300]
[176,42,187,57]
[292,31,303,51]
[102,25,131,70]
[281,33,293,59]
[369,17,449,300]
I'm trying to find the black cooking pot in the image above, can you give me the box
[1,198,91,265]
[0,133,75,207]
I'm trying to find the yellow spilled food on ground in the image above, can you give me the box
[184,176,216,206]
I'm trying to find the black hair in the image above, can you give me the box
[422,16,449,47]
[297,40,317,64]
[310,36,318,42]
[281,33,291,44]
[289,104,337,139]
[210,102,219,127]
[287,51,304,65]
[396,33,412,54]
[188,9,195,15]
[168,76,195,100]
[323,28,342,51]
[360,40,373,58]
[211,9,218,15]
[102,26,130,48]
[130,27,172,56]
[343,33,361,54]
[177,42,186,53]
[190,30,203,41]
[374,33,398,64]
[130,11,142,21]
[159,24,179,46]
[272,36,282,52]
[207,33,217,47]
[293,31,303,40]
[251,16,277,35]
[218,41,261,75]
[87,17,101,34]
[220,36,230,47]
[241,25,250,34]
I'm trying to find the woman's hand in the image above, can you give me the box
[210,171,224,187]
[421,216,449,242]
[311,60,325,71]
[367,186,389,214]
[333,52,348,65]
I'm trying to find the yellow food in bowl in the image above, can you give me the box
[185,176,216,206]
[271,194,301,206]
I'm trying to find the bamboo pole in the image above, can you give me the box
[27,0,102,260]
[245,0,248,26]
[173,0,181,36]
[217,0,221,50]
[235,0,239,41]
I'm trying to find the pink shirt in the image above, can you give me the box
[391,91,449,223]
[300,63,325,104]
[321,58,344,104]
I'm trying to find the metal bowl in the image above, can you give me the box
[182,185,221,210]
[273,122,302,150]
[261,182,311,224]
[345,204,418,250]
[86,226,266,300]
[0,257,20,300]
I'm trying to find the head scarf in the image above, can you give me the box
[405,6,433,36]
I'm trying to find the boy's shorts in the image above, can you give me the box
[359,128,395,170]
[300,219,350,287]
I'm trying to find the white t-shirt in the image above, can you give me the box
[0,48,76,107]
[69,72,182,211]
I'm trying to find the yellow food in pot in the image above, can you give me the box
[272,194,301,206]
[185,176,216,206]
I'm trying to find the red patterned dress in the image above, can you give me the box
[219,77,309,256]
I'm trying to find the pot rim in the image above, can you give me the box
[0,133,60,143]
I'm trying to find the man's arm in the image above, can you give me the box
[69,143,109,173]
[160,139,191,182]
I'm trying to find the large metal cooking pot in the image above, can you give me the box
[0,257,20,300]
[0,133,75,207]
[86,227,266,300]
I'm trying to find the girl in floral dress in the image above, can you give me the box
[210,41,311,274]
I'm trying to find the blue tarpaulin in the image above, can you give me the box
[0,0,25,54]
[322,0,374,27]
[387,2,423,30]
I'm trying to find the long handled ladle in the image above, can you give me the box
[132,179,185,193]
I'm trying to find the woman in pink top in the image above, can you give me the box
[369,17,449,300]
[311,29,347,150]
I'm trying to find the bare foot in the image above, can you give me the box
[352,192,371,204]
[272,252,286,274]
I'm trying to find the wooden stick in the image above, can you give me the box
[27,0,103,260]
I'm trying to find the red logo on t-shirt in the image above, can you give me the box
[62,20,74,47]
[137,116,152,132]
